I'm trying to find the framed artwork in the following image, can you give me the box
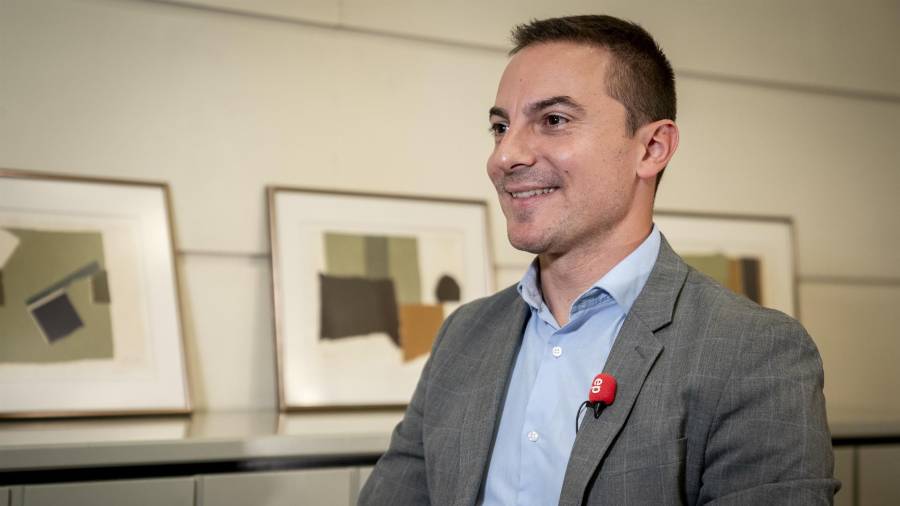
[268,187,493,411]
[0,169,191,418]
[655,210,797,317]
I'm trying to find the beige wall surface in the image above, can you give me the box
[0,0,897,417]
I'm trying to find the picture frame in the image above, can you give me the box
[654,210,798,317]
[0,169,191,418]
[268,187,493,411]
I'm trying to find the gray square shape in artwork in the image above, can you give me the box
[29,290,84,343]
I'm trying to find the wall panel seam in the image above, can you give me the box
[799,276,900,287]
[677,70,900,104]
[179,249,269,260]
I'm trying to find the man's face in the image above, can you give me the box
[487,41,646,256]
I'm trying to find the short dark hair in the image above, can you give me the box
[510,15,676,135]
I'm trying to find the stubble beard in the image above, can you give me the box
[504,207,560,255]
[505,197,630,258]
[495,169,564,254]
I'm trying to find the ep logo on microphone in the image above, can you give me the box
[590,377,604,395]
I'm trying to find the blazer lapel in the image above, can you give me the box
[559,236,688,505]
[456,290,530,505]
[558,315,662,505]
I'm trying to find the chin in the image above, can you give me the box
[507,231,550,255]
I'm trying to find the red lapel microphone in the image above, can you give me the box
[576,373,617,434]
[588,373,617,408]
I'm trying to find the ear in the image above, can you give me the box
[636,120,679,181]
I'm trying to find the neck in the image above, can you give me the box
[539,222,652,326]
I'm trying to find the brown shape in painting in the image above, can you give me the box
[399,304,444,362]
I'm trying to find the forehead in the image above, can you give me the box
[495,41,612,106]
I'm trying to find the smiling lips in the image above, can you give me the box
[510,187,557,199]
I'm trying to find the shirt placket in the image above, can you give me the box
[516,305,565,503]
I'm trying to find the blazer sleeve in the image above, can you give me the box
[698,315,841,505]
[358,309,458,505]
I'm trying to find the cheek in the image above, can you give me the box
[553,142,618,184]
[543,140,583,176]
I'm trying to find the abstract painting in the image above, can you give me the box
[655,211,796,317]
[0,228,114,363]
[0,169,190,418]
[269,188,491,410]
[319,232,461,362]
[681,253,762,304]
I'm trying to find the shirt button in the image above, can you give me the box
[527,431,540,442]
[552,346,563,358]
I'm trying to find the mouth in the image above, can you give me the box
[508,187,558,199]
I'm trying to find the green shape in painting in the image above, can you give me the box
[387,237,421,305]
[682,253,731,287]
[322,231,423,306]
[364,236,390,279]
[0,228,114,364]
[324,233,366,277]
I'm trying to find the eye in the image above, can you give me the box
[489,122,508,137]
[544,114,568,127]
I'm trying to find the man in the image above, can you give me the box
[360,15,837,505]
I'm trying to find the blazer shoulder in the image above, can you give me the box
[678,264,808,340]
[445,283,522,327]
[430,283,525,353]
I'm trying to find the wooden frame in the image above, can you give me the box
[268,187,493,411]
[0,169,191,418]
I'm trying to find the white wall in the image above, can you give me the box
[0,0,897,421]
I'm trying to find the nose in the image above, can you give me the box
[487,125,536,175]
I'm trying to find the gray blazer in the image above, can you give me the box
[359,237,838,505]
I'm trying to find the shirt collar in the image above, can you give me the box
[517,225,661,316]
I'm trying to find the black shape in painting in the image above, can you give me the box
[740,258,762,304]
[319,273,400,345]
[29,291,84,343]
[435,274,461,303]
[92,270,111,304]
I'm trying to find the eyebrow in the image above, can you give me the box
[527,96,584,115]
[488,106,508,121]
[488,96,584,121]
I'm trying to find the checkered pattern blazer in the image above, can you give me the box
[359,237,838,505]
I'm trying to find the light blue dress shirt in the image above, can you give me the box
[482,226,661,506]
